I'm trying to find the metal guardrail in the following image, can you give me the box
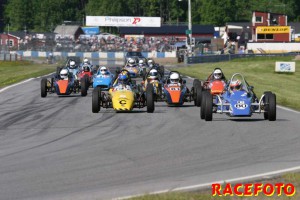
[0,53,22,61]
[187,53,300,64]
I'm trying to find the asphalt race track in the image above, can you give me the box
[0,64,300,200]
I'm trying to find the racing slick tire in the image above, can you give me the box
[80,76,88,96]
[92,87,101,113]
[192,79,200,104]
[146,84,155,113]
[266,92,276,121]
[196,83,203,107]
[204,91,213,121]
[200,91,208,119]
[263,91,272,120]
[116,67,121,74]
[41,78,47,98]
[83,74,90,89]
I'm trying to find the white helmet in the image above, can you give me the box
[83,58,89,64]
[128,59,135,66]
[148,69,158,80]
[139,60,144,64]
[100,66,108,75]
[69,61,76,69]
[213,69,222,80]
[147,59,153,65]
[170,73,179,84]
[60,69,68,80]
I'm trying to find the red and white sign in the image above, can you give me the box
[86,16,161,27]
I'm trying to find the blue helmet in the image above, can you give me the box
[118,73,129,84]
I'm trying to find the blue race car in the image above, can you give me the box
[200,73,276,121]
[92,67,115,90]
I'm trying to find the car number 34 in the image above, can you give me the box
[234,101,248,109]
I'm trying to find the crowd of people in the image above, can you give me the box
[14,33,182,52]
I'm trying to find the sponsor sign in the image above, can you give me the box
[256,26,290,34]
[275,62,296,72]
[82,27,100,35]
[86,16,161,27]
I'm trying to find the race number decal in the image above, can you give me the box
[234,101,248,109]
[119,100,126,105]
[170,87,180,91]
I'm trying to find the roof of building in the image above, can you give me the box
[119,25,215,35]
[54,25,83,36]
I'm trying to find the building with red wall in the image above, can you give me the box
[252,11,290,42]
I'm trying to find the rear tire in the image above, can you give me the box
[146,84,155,113]
[92,87,101,113]
[41,78,47,98]
[204,92,213,121]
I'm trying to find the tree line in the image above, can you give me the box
[1,0,299,32]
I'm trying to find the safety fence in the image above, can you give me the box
[187,53,300,64]
[10,50,177,59]
[0,53,22,61]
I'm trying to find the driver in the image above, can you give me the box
[99,66,109,75]
[229,79,243,92]
[69,60,77,69]
[127,58,136,67]
[147,69,159,82]
[170,73,180,85]
[60,69,69,80]
[114,72,131,90]
[207,68,227,82]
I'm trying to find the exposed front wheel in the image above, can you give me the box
[92,87,101,113]
[146,84,155,113]
[204,91,213,121]
[81,76,88,96]
[41,78,47,98]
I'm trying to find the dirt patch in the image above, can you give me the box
[153,57,178,65]
[294,55,300,60]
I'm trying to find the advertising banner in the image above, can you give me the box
[82,27,100,35]
[256,26,290,34]
[275,61,296,72]
[86,16,161,27]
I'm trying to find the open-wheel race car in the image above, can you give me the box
[41,68,88,97]
[193,68,227,107]
[200,73,276,121]
[92,66,115,91]
[92,69,155,113]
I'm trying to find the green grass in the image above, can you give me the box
[0,61,57,88]
[171,56,300,111]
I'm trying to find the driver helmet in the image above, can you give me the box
[100,66,108,75]
[213,69,222,80]
[69,61,76,69]
[60,69,69,80]
[147,59,153,66]
[230,79,242,91]
[83,65,90,72]
[170,73,179,84]
[83,58,89,64]
[138,60,144,66]
[118,72,129,85]
[128,58,135,67]
[148,69,158,80]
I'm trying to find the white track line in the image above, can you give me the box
[115,165,300,200]
[0,72,54,93]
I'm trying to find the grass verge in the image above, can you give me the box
[0,60,57,88]
[171,56,300,111]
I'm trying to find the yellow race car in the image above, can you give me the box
[92,69,155,113]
